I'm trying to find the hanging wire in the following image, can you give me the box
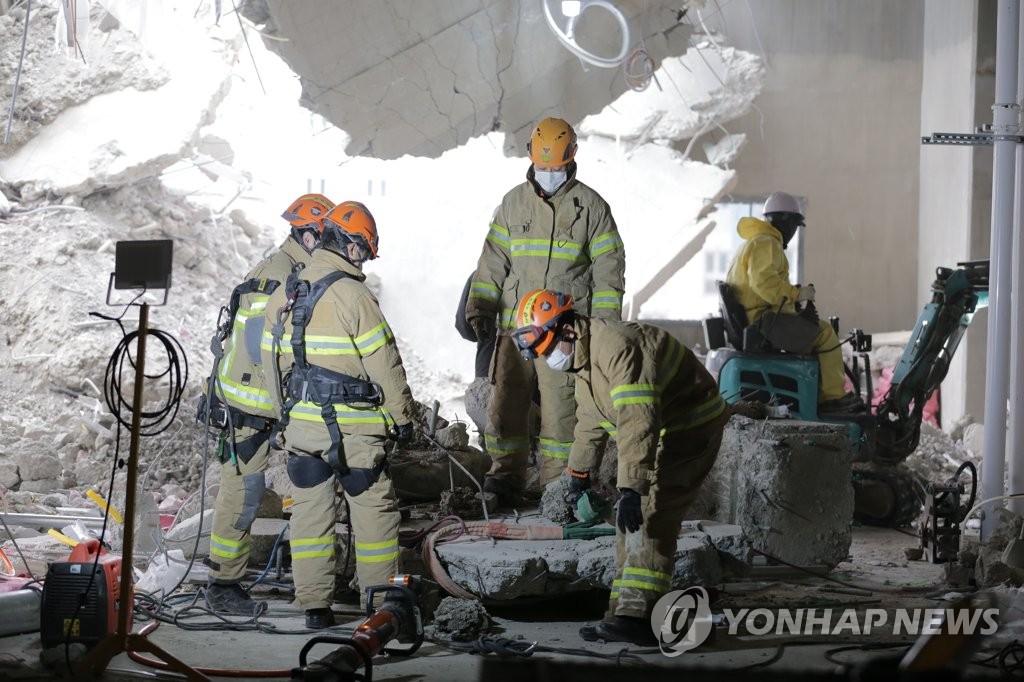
[3,0,31,145]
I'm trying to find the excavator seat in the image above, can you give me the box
[716,281,774,353]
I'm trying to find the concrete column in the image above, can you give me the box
[981,0,1020,539]
[1009,8,1024,517]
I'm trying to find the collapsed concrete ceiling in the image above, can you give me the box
[247,0,695,159]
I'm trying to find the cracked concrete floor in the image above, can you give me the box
[0,527,1002,681]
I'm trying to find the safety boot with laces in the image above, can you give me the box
[579,616,657,646]
[205,582,268,617]
[305,607,336,629]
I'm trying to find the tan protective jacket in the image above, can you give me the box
[465,164,626,329]
[567,317,727,495]
[216,237,310,418]
[260,248,416,452]
[724,216,800,324]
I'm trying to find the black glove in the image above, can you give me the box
[336,467,377,497]
[469,315,496,343]
[615,489,643,533]
[393,422,415,444]
[564,469,591,505]
[799,300,819,323]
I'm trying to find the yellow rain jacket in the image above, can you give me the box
[725,216,801,324]
[566,317,728,495]
[466,164,626,329]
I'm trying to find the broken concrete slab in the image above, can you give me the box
[696,416,854,569]
[391,447,490,502]
[433,521,749,600]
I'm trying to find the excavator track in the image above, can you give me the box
[852,465,926,527]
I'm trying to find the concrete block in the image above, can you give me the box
[16,452,61,482]
[0,462,20,489]
[704,416,854,568]
[434,522,753,601]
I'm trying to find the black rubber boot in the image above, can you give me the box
[205,582,267,617]
[579,616,657,646]
[305,607,336,629]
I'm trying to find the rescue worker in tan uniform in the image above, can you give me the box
[511,289,730,646]
[725,191,863,414]
[201,193,334,615]
[465,117,626,505]
[261,201,416,629]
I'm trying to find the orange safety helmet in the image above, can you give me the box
[512,289,575,359]
[322,200,379,259]
[281,193,335,231]
[527,117,577,167]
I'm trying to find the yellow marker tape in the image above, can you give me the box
[86,489,123,524]
[47,529,80,548]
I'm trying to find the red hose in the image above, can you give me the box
[128,621,294,678]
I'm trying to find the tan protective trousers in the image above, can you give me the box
[485,334,576,489]
[288,433,401,610]
[208,425,269,583]
[607,418,726,620]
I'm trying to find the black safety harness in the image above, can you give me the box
[198,277,282,466]
[272,269,385,477]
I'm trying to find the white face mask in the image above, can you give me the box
[545,344,575,371]
[535,169,567,195]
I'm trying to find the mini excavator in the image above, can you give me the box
[704,260,989,527]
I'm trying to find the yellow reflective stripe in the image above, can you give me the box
[509,238,583,260]
[210,534,250,559]
[617,579,669,591]
[486,223,511,248]
[539,438,571,460]
[610,383,659,408]
[261,329,290,352]
[469,281,500,302]
[290,535,335,560]
[215,374,275,411]
[355,538,399,564]
[590,231,623,258]
[499,308,517,329]
[623,567,672,582]
[485,434,530,454]
[600,421,618,437]
[657,339,686,389]
[353,322,393,354]
[289,403,391,426]
[303,334,359,355]
[665,394,727,434]
[591,290,622,310]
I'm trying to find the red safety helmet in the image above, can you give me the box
[512,289,575,359]
[322,201,379,259]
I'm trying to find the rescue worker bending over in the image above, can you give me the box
[465,117,626,506]
[200,193,334,616]
[512,289,730,646]
[724,191,863,414]
[261,201,416,629]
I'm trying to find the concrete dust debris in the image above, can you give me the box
[427,596,492,642]
[438,486,485,520]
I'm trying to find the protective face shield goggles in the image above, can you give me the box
[512,320,572,361]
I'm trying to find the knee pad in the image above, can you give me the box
[233,472,266,531]
[286,454,333,489]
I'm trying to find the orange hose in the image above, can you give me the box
[129,621,293,678]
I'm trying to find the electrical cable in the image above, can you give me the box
[541,0,631,69]
[427,635,644,664]
[749,547,938,595]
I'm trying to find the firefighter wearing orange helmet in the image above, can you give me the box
[201,193,334,616]
[261,200,417,629]
[513,289,730,646]
[465,117,626,506]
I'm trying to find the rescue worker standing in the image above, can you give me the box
[465,117,626,505]
[202,193,334,615]
[261,200,416,629]
[511,289,730,645]
[724,191,862,414]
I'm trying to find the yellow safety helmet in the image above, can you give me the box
[527,117,577,167]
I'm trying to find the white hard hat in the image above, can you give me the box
[763,191,803,217]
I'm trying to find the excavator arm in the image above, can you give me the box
[872,260,989,465]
